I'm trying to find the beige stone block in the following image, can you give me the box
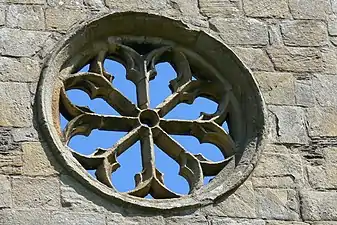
[243,0,290,18]
[22,142,57,176]
[0,175,11,208]
[301,191,337,220]
[12,177,61,209]
[295,76,314,107]
[281,21,328,47]
[6,5,45,30]
[209,18,268,45]
[266,221,309,225]
[211,218,265,225]
[51,212,106,225]
[0,209,51,225]
[0,152,22,175]
[46,8,87,31]
[252,176,295,189]
[232,47,273,71]
[307,107,337,137]
[254,72,295,105]
[313,75,337,107]
[0,5,5,26]
[289,0,331,19]
[267,47,323,72]
[107,213,165,225]
[199,0,242,17]
[0,82,32,127]
[0,57,40,82]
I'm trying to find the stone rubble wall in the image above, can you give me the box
[0,0,337,224]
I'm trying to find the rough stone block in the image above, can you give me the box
[269,106,308,144]
[51,212,106,225]
[12,177,61,209]
[0,209,51,225]
[12,127,38,142]
[256,188,299,220]
[47,0,83,7]
[0,152,22,175]
[295,76,314,107]
[252,176,296,189]
[6,5,45,30]
[232,47,273,71]
[328,16,337,36]
[333,0,337,14]
[267,47,323,72]
[106,0,167,10]
[289,0,331,19]
[301,191,337,220]
[0,175,11,208]
[254,153,303,182]
[321,47,337,74]
[325,147,337,163]
[0,82,32,127]
[107,213,165,225]
[199,0,242,17]
[281,21,328,47]
[0,0,45,3]
[0,57,40,82]
[0,28,50,57]
[243,0,290,18]
[211,218,265,225]
[209,18,268,45]
[266,221,309,225]
[307,164,337,189]
[313,75,337,107]
[254,72,295,105]
[22,142,57,176]
[46,8,87,31]
[166,215,207,225]
[0,5,5,26]
[307,107,337,137]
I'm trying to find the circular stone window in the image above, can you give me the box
[37,12,266,210]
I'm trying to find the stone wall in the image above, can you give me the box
[1,0,337,224]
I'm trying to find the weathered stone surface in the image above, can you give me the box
[268,23,283,46]
[254,72,295,105]
[252,176,296,189]
[269,106,308,144]
[211,218,265,225]
[22,142,57,176]
[295,76,314,107]
[0,175,11,208]
[166,215,207,225]
[325,147,337,163]
[0,0,45,3]
[254,153,303,182]
[0,209,51,225]
[83,0,104,8]
[46,8,87,31]
[6,5,45,30]
[0,127,19,152]
[289,0,331,19]
[266,221,309,225]
[313,75,337,107]
[307,107,337,137]
[106,0,167,10]
[12,127,38,142]
[0,28,50,57]
[0,151,22,175]
[199,0,242,17]
[47,0,83,7]
[60,175,106,212]
[301,191,337,220]
[0,5,5,26]
[267,47,323,72]
[0,82,32,127]
[209,18,268,45]
[313,222,337,225]
[307,164,337,189]
[232,47,273,71]
[256,188,299,220]
[243,0,290,18]
[51,212,105,225]
[281,21,328,47]
[328,16,337,36]
[202,181,256,217]
[107,214,165,225]
[321,47,337,74]
[0,57,40,82]
[12,177,61,209]
[333,0,337,14]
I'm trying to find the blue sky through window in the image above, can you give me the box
[60,60,229,197]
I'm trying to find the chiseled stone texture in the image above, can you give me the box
[301,191,337,221]
[269,106,308,144]
[47,0,84,7]
[232,47,274,71]
[313,75,337,107]
[281,21,328,47]
[295,75,314,107]
[51,212,106,225]
[166,215,207,225]
[199,0,242,17]
[46,8,88,31]
[0,175,11,208]
[12,177,61,209]
[0,28,50,57]
[0,82,32,127]
[267,47,323,72]
[6,5,45,30]
[254,72,295,105]
[209,18,268,45]
[307,107,337,137]
[22,142,57,176]
[107,214,165,225]
[0,57,40,82]
[243,0,290,18]
[0,209,51,225]
[0,5,5,26]
[289,0,331,19]
[266,221,309,225]
[211,217,265,225]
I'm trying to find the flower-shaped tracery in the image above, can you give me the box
[59,43,241,199]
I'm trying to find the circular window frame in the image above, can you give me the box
[36,12,267,210]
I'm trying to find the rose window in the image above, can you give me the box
[37,12,266,209]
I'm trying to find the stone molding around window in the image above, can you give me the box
[36,12,267,210]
